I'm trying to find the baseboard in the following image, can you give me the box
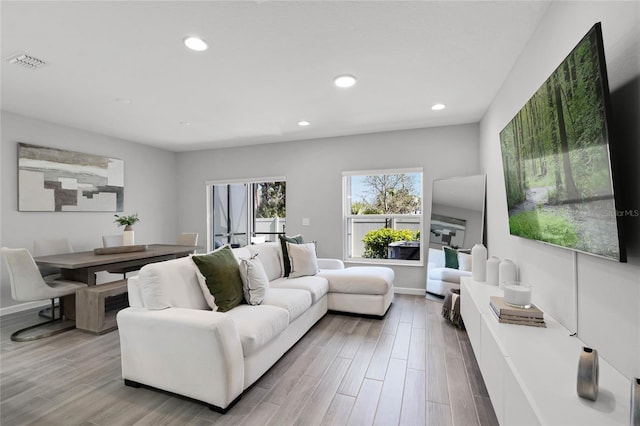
[393,287,426,296]
[0,300,50,317]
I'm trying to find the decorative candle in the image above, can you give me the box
[499,259,517,288]
[486,256,500,286]
[503,282,532,308]
[471,243,487,282]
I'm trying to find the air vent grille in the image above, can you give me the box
[6,53,46,69]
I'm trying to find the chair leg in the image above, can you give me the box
[37,299,57,320]
[11,298,75,342]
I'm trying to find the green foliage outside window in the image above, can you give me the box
[362,228,418,259]
[255,182,286,218]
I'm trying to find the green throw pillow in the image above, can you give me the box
[192,245,244,312]
[279,234,304,277]
[443,247,459,269]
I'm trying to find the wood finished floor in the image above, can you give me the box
[0,294,498,426]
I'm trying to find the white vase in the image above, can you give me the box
[499,259,517,287]
[123,227,135,246]
[486,256,501,286]
[471,243,487,282]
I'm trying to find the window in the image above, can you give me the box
[206,178,286,250]
[343,169,423,265]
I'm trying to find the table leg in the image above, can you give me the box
[62,294,76,320]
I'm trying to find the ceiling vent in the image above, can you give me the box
[5,53,46,69]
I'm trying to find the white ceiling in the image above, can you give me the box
[1,1,550,152]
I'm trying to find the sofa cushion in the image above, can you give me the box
[287,242,319,278]
[279,234,304,277]
[318,266,394,295]
[137,256,209,310]
[192,246,244,313]
[225,305,289,357]
[428,248,445,268]
[429,267,471,284]
[238,254,269,305]
[270,276,329,304]
[232,246,252,264]
[458,252,472,272]
[247,242,283,281]
[261,288,312,322]
[443,247,459,269]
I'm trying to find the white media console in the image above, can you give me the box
[460,277,630,425]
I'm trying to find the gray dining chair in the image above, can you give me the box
[1,247,87,342]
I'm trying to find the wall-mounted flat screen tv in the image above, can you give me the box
[499,23,626,262]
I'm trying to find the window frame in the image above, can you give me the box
[205,176,286,251]
[342,167,424,266]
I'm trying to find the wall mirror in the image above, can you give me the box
[427,174,486,296]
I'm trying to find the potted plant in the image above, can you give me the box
[114,213,139,245]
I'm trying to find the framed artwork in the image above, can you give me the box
[429,213,466,248]
[18,143,124,212]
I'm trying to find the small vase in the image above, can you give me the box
[471,243,487,282]
[486,256,500,286]
[499,259,517,288]
[123,226,135,246]
[577,347,599,401]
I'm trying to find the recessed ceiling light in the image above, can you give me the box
[183,36,208,52]
[334,74,357,88]
[178,121,191,126]
[115,97,131,105]
[298,120,310,126]
[431,103,446,111]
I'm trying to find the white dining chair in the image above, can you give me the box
[33,238,74,278]
[33,238,74,319]
[177,232,198,246]
[2,247,87,342]
[102,235,123,248]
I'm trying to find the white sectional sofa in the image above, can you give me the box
[426,247,472,296]
[117,242,393,412]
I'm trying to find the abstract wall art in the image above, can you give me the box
[18,143,124,212]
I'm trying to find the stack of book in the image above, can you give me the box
[490,296,546,327]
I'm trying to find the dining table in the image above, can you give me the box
[33,243,199,286]
[33,244,199,321]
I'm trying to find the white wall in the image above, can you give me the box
[480,1,640,378]
[177,124,480,293]
[1,112,179,311]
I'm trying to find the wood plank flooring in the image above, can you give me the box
[0,294,498,426]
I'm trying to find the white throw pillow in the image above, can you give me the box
[458,253,472,272]
[239,254,270,305]
[287,242,319,278]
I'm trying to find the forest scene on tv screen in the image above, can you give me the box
[499,24,623,261]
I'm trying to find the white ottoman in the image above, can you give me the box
[318,266,394,317]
